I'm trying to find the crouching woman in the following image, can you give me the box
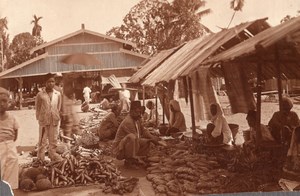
[206,103,233,145]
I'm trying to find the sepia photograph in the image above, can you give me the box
[1,0,300,195]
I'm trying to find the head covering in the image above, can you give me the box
[282,97,293,111]
[169,100,182,127]
[169,100,181,112]
[211,103,224,121]
[130,101,142,111]
[0,87,9,97]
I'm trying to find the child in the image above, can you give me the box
[0,87,19,189]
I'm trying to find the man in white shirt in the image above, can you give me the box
[83,86,92,103]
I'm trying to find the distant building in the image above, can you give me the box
[0,24,148,104]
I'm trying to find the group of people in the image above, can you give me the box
[96,98,188,167]
[0,73,84,191]
[3,72,300,190]
[244,97,299,147]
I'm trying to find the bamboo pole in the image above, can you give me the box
[142,85,145,106]
[188,76,196,138]
[255,44,264,147]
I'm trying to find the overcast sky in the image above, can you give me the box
[1,0,300,42]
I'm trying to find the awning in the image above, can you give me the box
[204,16,300,64]
[142,18,270,86]
[129,45,183,83]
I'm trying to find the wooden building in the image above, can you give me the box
[0,24,148,104]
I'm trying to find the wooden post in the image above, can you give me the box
[188,76,196,138]
[142,85,145,106]
[255,44,265,147]
[256,61,262,146]
[155,86,158,126]
[275,44,283,111]
[16,77,23,110]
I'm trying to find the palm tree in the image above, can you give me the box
[31,15,43,37]
[0,17,8,33]
[227,0,245,29]
[0,17,8,71]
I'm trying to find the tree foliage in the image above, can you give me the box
[107,0,211,55]
[227,0,245,29]
[8,32,43,68]
[230,0,245,11]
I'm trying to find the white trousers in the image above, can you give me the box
[38,124,58,160]
[0,140,19,189]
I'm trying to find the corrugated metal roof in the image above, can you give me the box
[129,45,182,83]
[204,16,300,64]
[30,28,136,54]
[142,18,270,86]
[0,52,145,79]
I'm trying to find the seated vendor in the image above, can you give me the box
[206,103,233,145]
[144,100,157,127]
[141,106,149,124]
[268,97,300,145]
[284,126,300,174]
[97,105,121,141]
[244,110,275,145]
[112,101,160,168]
[165,100,186,136]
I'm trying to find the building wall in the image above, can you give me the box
[2,33,146,78]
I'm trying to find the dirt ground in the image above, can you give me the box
[9,96,300,195]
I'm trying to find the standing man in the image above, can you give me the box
[0,87,19,191]
[35,73,62,161]
[83,85,91,103]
